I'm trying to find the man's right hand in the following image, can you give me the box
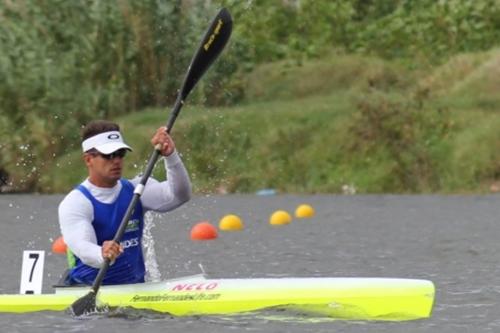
[101,240,123,262]
[151,126,175,156]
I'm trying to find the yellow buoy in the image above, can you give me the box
[269,210,292,225]
[219,214,244,231]
[295,204,315,218]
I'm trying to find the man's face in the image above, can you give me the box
[84,149,127,186]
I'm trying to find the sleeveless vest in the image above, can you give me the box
[67,179,145,285]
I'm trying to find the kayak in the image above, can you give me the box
[0,274,435,320]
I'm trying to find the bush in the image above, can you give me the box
[0,0,233,191]
[347,91,454,192]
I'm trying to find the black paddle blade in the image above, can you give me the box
[179,7,233,100]
[70,291,97,316]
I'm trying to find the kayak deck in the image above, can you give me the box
[0,275,435,320]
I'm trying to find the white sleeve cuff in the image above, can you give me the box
[164,150,182,167]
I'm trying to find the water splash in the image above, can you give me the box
[143,212,161,282]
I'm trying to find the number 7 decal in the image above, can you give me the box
[20,251,45,294]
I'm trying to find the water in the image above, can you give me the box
[1,194,499,332]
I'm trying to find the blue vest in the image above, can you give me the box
[67,179,145,285]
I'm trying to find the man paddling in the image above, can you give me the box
[58,120,191,285]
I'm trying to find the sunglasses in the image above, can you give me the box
[88,149,127,160]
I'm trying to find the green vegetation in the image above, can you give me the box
[41,50,500,194]
[1,0,500,193]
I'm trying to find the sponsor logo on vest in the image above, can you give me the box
[171,282,219,291]
[125,219,140,232]
[120,237,139,249]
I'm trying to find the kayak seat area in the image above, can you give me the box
[52,269,86,288]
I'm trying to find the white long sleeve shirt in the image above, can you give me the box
[58,151,191,268]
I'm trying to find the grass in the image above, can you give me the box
[41,50,500,194]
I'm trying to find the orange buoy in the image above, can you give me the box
[190,222,218,240]
[52,236,67,254]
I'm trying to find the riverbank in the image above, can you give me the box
[31,50,500,194]
[0,50,496,194]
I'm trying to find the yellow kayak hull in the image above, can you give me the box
[0,275,435,320]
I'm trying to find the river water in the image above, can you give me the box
[0,194,499,332]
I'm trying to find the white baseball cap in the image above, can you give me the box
[81,131,132,154]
